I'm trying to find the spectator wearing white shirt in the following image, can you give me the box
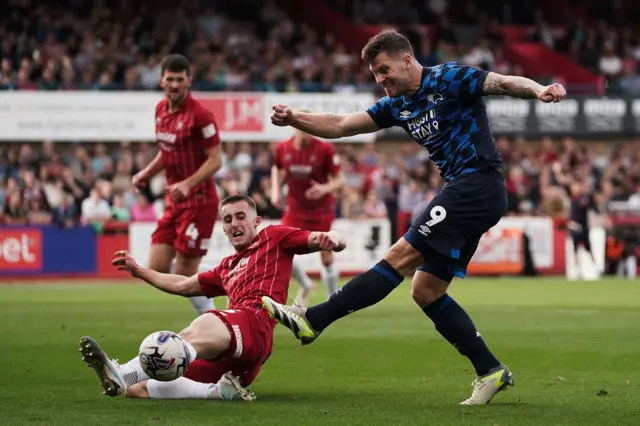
[81,189,111,225]
[599,42,623,79]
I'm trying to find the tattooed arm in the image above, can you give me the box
[482,72,547,99]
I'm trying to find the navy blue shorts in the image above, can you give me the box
[404,168,507,283]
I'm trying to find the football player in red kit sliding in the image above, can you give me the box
[79,195,347,401]
[132,54,221,315]
[271,125,344,306]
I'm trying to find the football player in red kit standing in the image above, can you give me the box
[271,124,344,306]
[132,54,222,315]
[78,195,347,401]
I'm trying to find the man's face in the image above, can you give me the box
[369,51,412,97]
[160,70,191,102]
[221,201,261,251]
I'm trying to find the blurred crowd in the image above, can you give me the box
[1,0,640,235]
[1,0,638,94]
[0,0,380,94]
[2,138,639,241]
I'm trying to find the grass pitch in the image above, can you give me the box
[1,277,639,425]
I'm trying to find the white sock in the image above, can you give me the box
[189,296,215,315]
[147,376,238,400]
[147,377,213,399]
[120,356,150,387]
[626,255,637,279]
[291,257,314,291]
[321,263,340,299]
[170,260,216,315]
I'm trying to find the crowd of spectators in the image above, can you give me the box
[1,0,640,238]
[1,137,639,241]
[2,0,638,95]
[0,0,381,94]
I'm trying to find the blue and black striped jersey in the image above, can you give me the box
[367,62,504,181]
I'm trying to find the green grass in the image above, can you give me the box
[1,277,640,425]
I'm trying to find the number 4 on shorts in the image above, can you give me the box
[185,223,199,240]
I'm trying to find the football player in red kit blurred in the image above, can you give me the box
[271,122,343,306]
[132,54,222,315]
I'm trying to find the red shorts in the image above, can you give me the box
[282,212,334,232]
[151,204,217,257]
[184,309,273,386]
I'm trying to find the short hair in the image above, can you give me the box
[161,54,191,76]
[220,194,257,211]
[361,29,414,62]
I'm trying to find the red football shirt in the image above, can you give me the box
[155,93,220,209]
[197,225,312,325]
[273,137,341,220]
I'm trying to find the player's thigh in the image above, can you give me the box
[198,309,268,367]
[416,236,481,283]
[184,358,263,387]
[175,205,217,258]
[403,171,505,267]
[180,312,232,360]
[174,253,202,276]
[149,208,177,272]
[148,244,176,272]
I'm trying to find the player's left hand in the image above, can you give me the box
[112,250,140,277]
[537,83,566,103]
[305,181,329,200]
[166,181,191,202]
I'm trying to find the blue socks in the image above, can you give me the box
[423,294,500,376]
[305,260,403,331]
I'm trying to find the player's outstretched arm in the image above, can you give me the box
[272,105,380,139]
[111,250,204,297]
[482,72,566,103]
[307,231,347,253]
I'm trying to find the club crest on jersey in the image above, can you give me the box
[228,257,249,277]
[400,110,411,118]
[177,121,183,130]
[427,93,444,104]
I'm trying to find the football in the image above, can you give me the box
[138,331,191,382]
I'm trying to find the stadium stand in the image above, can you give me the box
[1,0,640,275]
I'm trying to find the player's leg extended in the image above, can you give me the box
[79,336,132,396]
[263,237,421,344]
[175,208,217,315]
[125,374,255,401]
[292,256,315,307]
[412,266,513,405]
[320,249,340,299]
[149,207,179,272]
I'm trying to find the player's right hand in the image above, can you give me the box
[271,104,296,127]
[112,250,140,277]
[132,171,148,193]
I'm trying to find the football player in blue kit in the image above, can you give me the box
[263,29,566,405]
